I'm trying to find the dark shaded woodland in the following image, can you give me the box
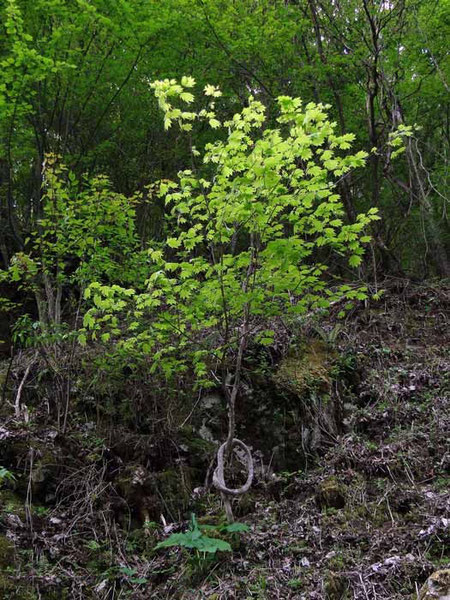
[0,1,448,598]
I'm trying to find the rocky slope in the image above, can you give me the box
[0,282,448,599]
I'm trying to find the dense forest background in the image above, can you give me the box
[1,0,449,284]
[0,1,449,599]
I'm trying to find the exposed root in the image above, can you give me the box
[213,437,254,522]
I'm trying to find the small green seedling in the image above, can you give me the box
[155,513,249,555]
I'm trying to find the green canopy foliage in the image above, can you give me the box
[0,0,448,335]
[80,79,378,382]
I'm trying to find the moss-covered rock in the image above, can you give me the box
[275,340,335,396]
[418,569,450,599]
[270,339,344,462]
[317,477,346,510]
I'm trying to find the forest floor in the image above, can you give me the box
[0,281,449,599]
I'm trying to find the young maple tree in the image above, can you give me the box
[82,78,379,518]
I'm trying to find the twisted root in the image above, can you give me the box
[213,438,254,522]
